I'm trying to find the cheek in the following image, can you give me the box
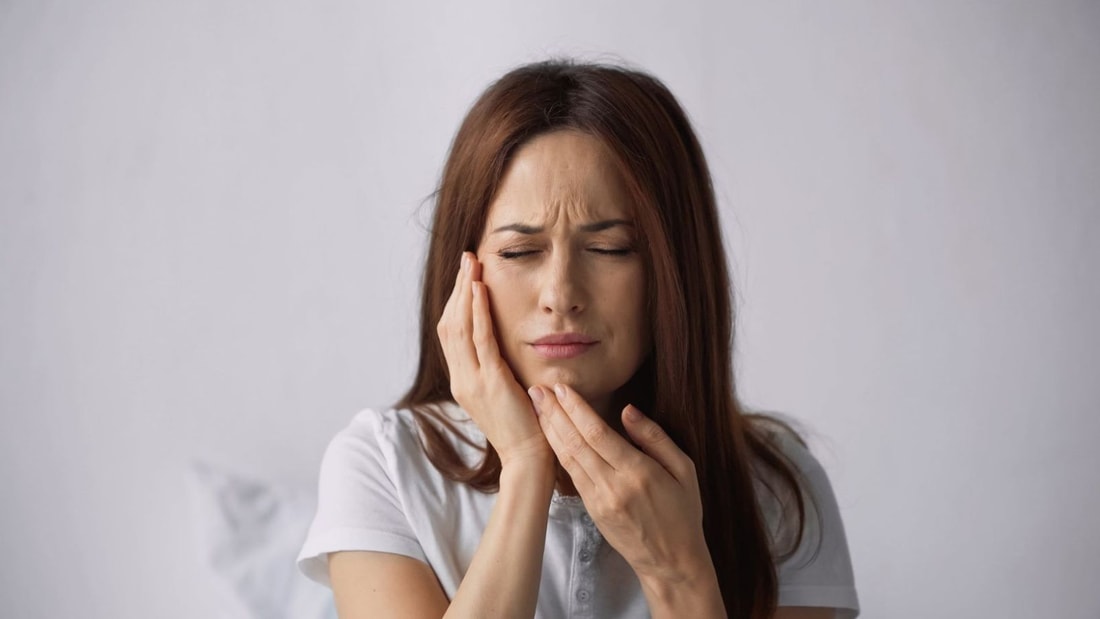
[600,266,650,355]
[608,267,647,320]
[481,268,529,332]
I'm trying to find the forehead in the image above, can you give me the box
[486,130,633,225]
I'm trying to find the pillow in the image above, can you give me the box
[187,460,336,619]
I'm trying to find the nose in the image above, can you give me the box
[539,248,586,316]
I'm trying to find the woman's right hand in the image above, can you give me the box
[436,251,552,468]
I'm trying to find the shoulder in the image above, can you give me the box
[746,413,838,537]
[747,414,821,471]
[315,407,410,475]
[333,405,423,444]
[326,402,482,458]
[317,402,488,492]
[746,413,861,618]
[299,402,489,586]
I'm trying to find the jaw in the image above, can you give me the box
[523,365,616,418]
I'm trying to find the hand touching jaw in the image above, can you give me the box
[527,382,723,616]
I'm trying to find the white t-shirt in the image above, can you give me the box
[297,403,860,618]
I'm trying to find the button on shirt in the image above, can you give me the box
[543,493,638,618]
[297,404,860,618]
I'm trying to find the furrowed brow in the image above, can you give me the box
[490,219,633,234]
[579,219,633,233]
[491,223,543,234]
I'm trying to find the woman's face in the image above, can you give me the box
[476,130,650,418]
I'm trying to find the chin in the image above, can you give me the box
[522,367,618,404]
[523,366,584,389]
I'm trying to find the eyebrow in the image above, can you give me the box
[491,219,634,234]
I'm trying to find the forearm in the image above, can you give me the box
[444,459,555,618]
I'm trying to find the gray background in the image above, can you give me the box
[2,1,1098,617]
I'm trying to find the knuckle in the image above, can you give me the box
[564,431,586,455]
[641,421,667,443]
[605,488,631,512]
[622,469,644,489]
[472,327,490,347]
[484,358,508,376]
[559,455,579,474]
[583,423,608,445]
[623,470,652,495]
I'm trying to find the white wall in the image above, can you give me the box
[2,1,1097,617]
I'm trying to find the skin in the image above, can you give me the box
[475,129,651,420]
[327,129,839,619]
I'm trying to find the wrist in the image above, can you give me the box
[499,451,556,487]
[638,557,726,619]
[498,438,555,471]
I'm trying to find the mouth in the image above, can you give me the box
[530,333,599,360]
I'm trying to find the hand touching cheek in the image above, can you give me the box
[436,252,552,467]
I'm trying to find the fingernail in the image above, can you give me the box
[624,405,642,422]
[553,383,566,399]
[528,386,544,404]
[461,253,470,272]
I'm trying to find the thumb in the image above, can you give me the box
[621,405,693,481]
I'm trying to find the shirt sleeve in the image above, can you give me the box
[296,409,428,587]
[771,432,861,618]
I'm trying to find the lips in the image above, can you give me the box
[532,333,596,345]
[530,333,598,360]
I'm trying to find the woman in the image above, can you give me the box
[298,59,860,619]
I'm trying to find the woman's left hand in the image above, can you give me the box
[527,383,715,588]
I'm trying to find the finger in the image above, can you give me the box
[621,405,695,482]
[445,252,479,369]
[468,253,483,282]
[467,254,497,367]
[529,386,596,493]
[531,385,616,479]
[437,254,479,398]
[471,281,502,367]
[550,383,638,470]
[439,251,467,320]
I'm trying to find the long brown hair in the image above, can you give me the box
[396,58,819,619]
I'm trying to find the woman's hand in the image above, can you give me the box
[528,383,718,591]
[437,251,552,468]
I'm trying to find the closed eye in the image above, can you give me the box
[496,248,634,260]
[497,250,539,260]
